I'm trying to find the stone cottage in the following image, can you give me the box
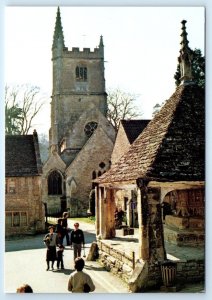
[42,7,116,216]
[94,20,205,290]
[5,130,44,236]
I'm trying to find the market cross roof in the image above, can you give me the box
[96,84,205,184]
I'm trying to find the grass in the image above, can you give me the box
[69,216,95,224]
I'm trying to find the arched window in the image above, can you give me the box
[76,66,87,81]
[48,170,62,195]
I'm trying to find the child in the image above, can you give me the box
[57,244,65,269]
[68,257,95,293]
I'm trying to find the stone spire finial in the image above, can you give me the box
[99,35,104,47]
[178,20,193,85]
[52,6,65,50]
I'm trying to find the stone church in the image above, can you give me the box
[42,7,116,217]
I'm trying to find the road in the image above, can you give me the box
[4,219,129,293]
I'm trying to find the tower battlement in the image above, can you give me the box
[62,46,103,58]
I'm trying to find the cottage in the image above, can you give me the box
[5,130,44,236]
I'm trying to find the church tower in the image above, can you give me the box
[43,7,115,217]
[50,7,107,153]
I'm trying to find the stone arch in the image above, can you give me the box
[66,177,77,198]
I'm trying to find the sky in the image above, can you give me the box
[4,6,205,135]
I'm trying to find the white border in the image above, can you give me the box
[1,1,211,300]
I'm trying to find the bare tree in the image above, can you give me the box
[107,88,142,131]
[5,84,44,135]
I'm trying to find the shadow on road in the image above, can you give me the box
[52,268,73,275]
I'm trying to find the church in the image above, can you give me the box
[42,7,116,217]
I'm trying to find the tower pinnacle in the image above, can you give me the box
[178,20,193,85]
[52,7,65,50]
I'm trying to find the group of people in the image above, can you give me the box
[42,212,95,293]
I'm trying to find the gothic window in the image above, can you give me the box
[92,171,96,189]
[84,122,98,137]
[98,171,102,177]
[48,170,62,195]
[76,66,87,81]
[92,171,96,179]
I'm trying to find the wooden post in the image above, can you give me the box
[132,251,135,269]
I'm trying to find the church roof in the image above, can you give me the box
[5,131,42,177]
[121,119,151,144]
[96,84,205,184]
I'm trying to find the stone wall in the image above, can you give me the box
[97,242,204,291]
[66,127,115,216]
[5,176,45,236]
[111,123,130,165]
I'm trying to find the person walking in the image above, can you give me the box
[43,225,58,271]
[67,257,95,293]
[61,212,70,245]
[70,222,85,261]
[55,218,64,245]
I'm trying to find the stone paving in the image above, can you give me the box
[101,227,204,263]
[5,217,205,294]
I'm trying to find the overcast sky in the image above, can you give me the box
[4,6,205,135]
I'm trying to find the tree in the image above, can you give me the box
[174,48,205,88]
[5,84,44,135]
[38,133,49,163]
[107,88,142,131]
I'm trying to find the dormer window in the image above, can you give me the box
[76,66,87,81]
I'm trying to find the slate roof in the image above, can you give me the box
[97,84,205,184]
[6,133,42,177]
[121,119,150,144]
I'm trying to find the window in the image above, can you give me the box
[48,170,62,195]
[6,212,12,227]
[6,179,16,194]
[13,212,20,227]
[21,212,27,226]
[5,211,28,227]
[84,122,98,137]
[76,66,87,81]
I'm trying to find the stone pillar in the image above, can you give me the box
[137,179,166,262]
[95,186,100,236]
[99,187,106,238]
[104,188,116,238]
[137,183,149,260]
[147,187,166,262]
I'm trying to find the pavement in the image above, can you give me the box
[4,218,129,293]
[4,217,205,294]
